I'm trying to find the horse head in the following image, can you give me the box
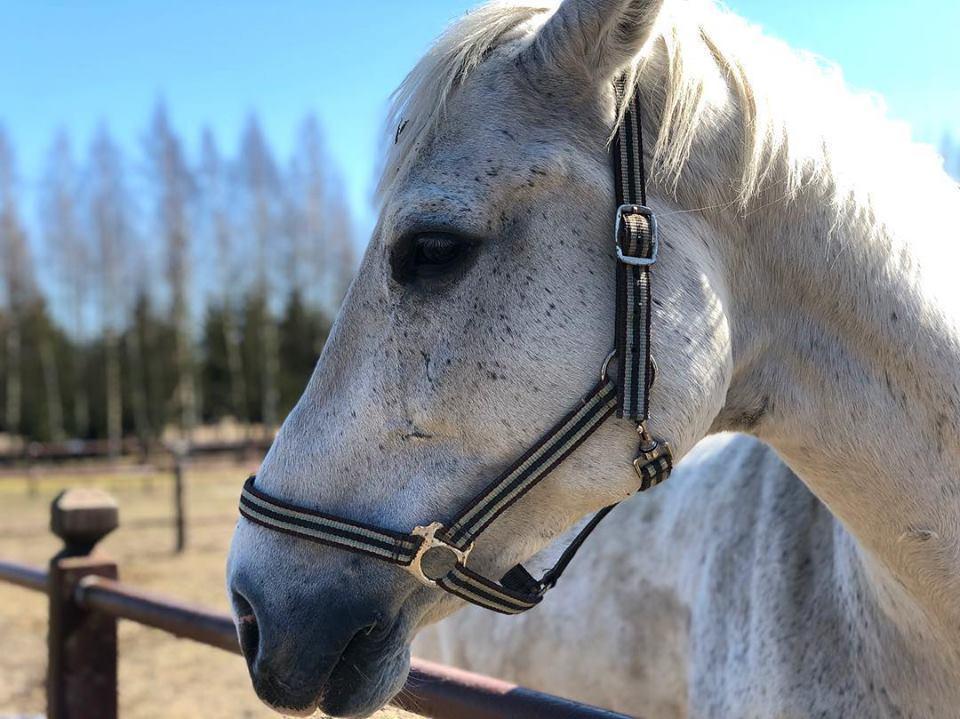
[227,1,735,714]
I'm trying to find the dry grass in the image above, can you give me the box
[0,462,420,719]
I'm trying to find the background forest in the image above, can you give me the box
[0,105,355,446]
[0,110,957,446]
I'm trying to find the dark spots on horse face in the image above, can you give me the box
[475,361,500,380]
[420,350,435,383]
[934,413,949,456]
[884,371,895,398]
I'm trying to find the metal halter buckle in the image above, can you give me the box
[615,204,659,266]
[408,522,473,587]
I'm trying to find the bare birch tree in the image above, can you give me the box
[289,116,327,311]
[199,128,247,423]
[145,103,197,438]
[289,115,356,328]
[238,116,280,430]
[87,126,129,453]
[40,130,87,439]
[325,181,357,310]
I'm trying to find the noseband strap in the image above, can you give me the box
[239,79,673,615]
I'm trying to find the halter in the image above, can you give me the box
[239,79,673,615]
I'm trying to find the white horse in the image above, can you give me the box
[227,0,960,716]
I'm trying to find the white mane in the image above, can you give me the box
[380,0,955,221]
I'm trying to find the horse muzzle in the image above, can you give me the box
[228,538,413,717]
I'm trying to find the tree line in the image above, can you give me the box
[1,115,957,448]
[0,104,355,446]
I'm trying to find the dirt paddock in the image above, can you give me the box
[0,462,419,719]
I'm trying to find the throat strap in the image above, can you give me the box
[613,77,657,423]
[237,78,673,615]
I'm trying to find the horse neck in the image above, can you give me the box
[705,119,960,659]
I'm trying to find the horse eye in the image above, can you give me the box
[392,232,473,283]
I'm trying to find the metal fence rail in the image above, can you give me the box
[0,489,633,719]
[0,559,46,591]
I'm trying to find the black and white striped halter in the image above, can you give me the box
[239,79,673,615]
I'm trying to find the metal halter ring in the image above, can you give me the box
[600,349,617,382]
[601,350,657,388]
[408,522,473,587]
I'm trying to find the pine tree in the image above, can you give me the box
[20,298,69,441]
[200,302,235,422]
[123,280,154,444]
[239,289,271,425]
[0,126,28,437]
[278,288,330,415]
[128,290,177,439]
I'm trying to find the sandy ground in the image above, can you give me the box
[0,462,420,719]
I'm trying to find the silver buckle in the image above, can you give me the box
[408,522,473,587]
[615,204,658,266]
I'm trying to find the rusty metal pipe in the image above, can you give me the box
[75,575,240,654]
[0,559,47,592]
[75,576,633,719]
[397,657,634,719]
[1,565,634,719]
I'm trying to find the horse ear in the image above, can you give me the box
[529,0,666,82]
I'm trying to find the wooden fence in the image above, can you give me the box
[0,440,270,552]
[0,437,273,467]
[0,487,632,719]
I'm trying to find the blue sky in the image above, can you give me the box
[1,1,958,240]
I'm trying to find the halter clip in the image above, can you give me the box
[408,522,473,587]
[633,425,673,491]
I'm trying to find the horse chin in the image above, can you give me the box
[258,656,410,719]
[314,646,412,719]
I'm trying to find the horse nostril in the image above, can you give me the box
[232,590,260,666]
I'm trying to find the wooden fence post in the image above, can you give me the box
[173,457,187,553]
[48,488,119,719]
